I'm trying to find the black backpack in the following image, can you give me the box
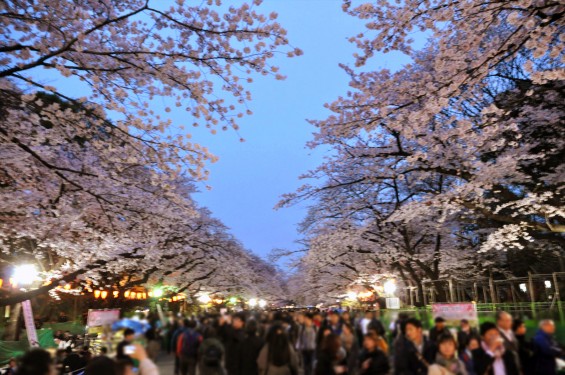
[203,344,222,366]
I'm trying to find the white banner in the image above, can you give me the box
[432,303,479,326]
[386,297,400,309]
[21,300,39,347]
[87,309,120,327]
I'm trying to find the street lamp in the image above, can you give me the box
[198,294,211,304]
[12,264,39,287]
[383,280,397,295]
[248,298,258,308]
[258,299,267,308]
[347,291,357,301]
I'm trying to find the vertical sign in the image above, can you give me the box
[156,304,167,326]
[21,300,39,347]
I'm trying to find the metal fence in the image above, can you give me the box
[394,272,565,318]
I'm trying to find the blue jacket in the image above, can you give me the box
[533,329,562,375]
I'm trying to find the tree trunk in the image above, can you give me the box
[2,304,22,341]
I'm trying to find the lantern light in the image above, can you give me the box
[142,292,147,299]
[248,298,258,307]
[64,284,71,290]
[136,292,142,299]
[148,291,153,297]
[153,288,163,298]
[113,291,119,298]
[94,290,101,299]
[101,290,108,299]
[258,299,267,308]
[0,278,3,288]
[124,290,130,298]
[229,297,237,304]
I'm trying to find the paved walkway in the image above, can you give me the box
[155,354,175,375]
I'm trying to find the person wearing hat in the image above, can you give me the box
[429,317,452,344]
[472,322,520,375]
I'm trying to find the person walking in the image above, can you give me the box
[495,312,518,353]
[457,320,478,354]
[428,334,468,375]
[314,334,347,375]
[471,322,519,375]
[240,320,265,375]
[199,327,225,375]
[394,318,437,375]
[341,323,360,374]
[178,320,203,375]
[220,313,246,375]
[513,319,534,375]
[257,324,300,375]
[532,319,562,375]
[358,334,389,375]
[171,319,188,375]
[429,317,451,345]
[296,313,317,375]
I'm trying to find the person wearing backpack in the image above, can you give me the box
[178,320,203,375]
[199,327,225,375]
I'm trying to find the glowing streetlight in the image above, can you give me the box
[545,280,552,289]
[12,264,39,286]
[198,294,211,304]
[347,291,358,301]
[229,297,237,304]
[383,280,397,295]
[519,283,527,292]
[258,299,267,308]
[248,298,258,307]
[152,288,163,298]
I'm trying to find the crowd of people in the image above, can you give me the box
[3,309,564,375]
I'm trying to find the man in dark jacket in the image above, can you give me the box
[394,318,437,375]
[472,322,520,375]
[239,320,264,375]
[457,319,479,353]
[429,317,451,344]
[219,313,246,375]
[532,319,562,375]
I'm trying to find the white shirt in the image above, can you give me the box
[482,342,506,375]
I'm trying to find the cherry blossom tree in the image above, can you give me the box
[282,0,563,302]
[1,0,300,304]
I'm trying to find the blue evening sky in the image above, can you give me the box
[28,0,413,264]
[189,0,410,262]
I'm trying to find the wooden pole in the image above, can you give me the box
[528,272,536,318]
[489,276,497,304]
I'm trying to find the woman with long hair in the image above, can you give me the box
[315,333,348,375]
[257,324,299,375]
